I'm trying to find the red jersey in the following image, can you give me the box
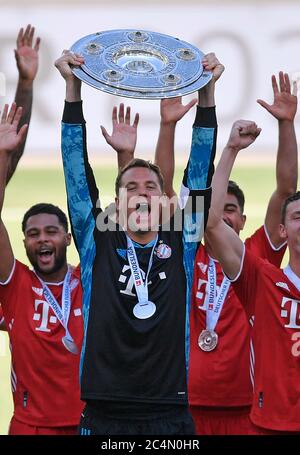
[232,249,300,431]
[0,260,84,427]
[189,226,286,407]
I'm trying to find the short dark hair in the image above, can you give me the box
[22,203,69,233]
[227,180,245,214]
[115,158,164,195]
[281,191,300,224]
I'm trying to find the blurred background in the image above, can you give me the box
[0,0,299,434]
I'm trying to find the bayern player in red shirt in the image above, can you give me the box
[188,72,298,435]
[206,115,300,433]
[0,103,84,435]
[156,68,298,433]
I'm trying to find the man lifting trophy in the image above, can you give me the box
[55,28,220,435]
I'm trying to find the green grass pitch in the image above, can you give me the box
[0,162,287,434]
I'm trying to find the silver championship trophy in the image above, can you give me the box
[70,29,212,99]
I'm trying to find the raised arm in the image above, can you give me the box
[180,54,224,208]
[180,57,223,367]
[7,25,40,183]
[0,104,28,281]
[55,51,101,256]
[206,121,261,279]
[155,53,224,200]
[154,96,197,198]
[101,103,139,170]
[257,72,298,247]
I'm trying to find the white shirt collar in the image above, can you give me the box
[283,265,300,292]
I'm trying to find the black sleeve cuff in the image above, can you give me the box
[193,106,217,128]
[189,187,212,233]
[62,101,85,124]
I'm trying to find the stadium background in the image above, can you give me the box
[0,0,299,434]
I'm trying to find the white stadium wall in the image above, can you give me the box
[0,0,300,162]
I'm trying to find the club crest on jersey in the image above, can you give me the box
[198,262,208,274]
[156,243,172,259]
[70,278,79,291]
[32,286,43,296]
[276,281,290,291]
[116,248,127,261]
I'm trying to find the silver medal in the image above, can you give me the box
[62,335,79,355]
[198,329,218,352]
[133,301,156,319]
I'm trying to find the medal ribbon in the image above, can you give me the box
[206,258,231,332]
[126,235,158,304]
[34,268,75,343]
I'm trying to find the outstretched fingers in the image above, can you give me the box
[16,27,24,48]
[271,74,279,95]
[100,125,112,144]
[34,36,41,52]
[133,112,139,128]
[292,80,298,97]
[118,103,125,123]
[7,103,18,125]
[284,72,291,93]
[1,103,24,129]
[17,124,28,143]
[256,98,272,113]
[125,106,131,125]
[12,106,23,128]
[0,105,9,124]
[184,98,198,113]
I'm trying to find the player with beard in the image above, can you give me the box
[0,104,84,435]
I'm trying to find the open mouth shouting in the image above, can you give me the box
[37,246,55,266]
[136,201,150,214]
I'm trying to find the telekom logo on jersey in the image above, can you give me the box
[33,300,55,332]
[281,297,300,357]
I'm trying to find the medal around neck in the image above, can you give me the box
[198,329,218,352]
[133,301,156,319]
[62,335,79,355]
[70,29,212,99]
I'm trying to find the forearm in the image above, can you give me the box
[117,151,134,170]
[14,78,33,125]
[6,79,33,184]
[0,153,14,279]
[62,101,99,251]
[154,122,176,197]
[0,154,10,215]
[276,119,298,195]
[205,218,244,280]
[198,81,216,108]
[181,106,217,266]
[65,78,82,102]
[264,119,298,246]
[208,145,238,228]
[183,106,217,193]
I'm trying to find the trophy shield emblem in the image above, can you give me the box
[70,29,212,99]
